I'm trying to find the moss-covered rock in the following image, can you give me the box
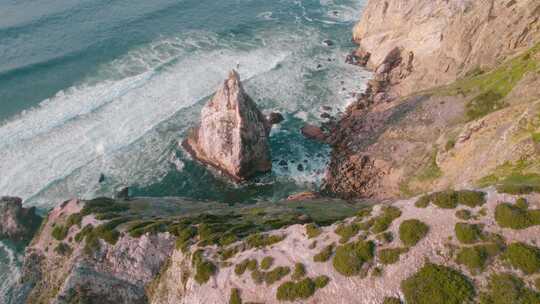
[332,241,375,276]
[399,219,429,247]
[401,263,475,304]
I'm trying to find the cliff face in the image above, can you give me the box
[353,0,540,96]
[324,0,540,200]
[0,196,42,243]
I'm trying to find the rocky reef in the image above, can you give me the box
[0,196,42,243]
[183,70,273,182]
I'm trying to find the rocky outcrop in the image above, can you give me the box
[183,70,272,181]
[0,196,42,242]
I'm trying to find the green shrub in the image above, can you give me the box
[192,250,216,284]
[479,273,540,304]
[431,190,459,209]
[455,223,483,244]
[379,248,408,265]
[246,233,285,248]
[456,190,486,207]
[235,259,257,276]
[422,190,486,209]
[399,219,429,247]
[332,241,375,276]
[54,242,72,256]
[276,278,316,301]
[401,263,475,304]
[175,226,197,250]
[503,242,540,274]
[66,213,83,229]
[335,223,360,243]
[494,203,540,229]
[314,244,334,262]
[292,263,306,280]
[51,225,69,241]
[496,173,540,194]
[383,297,402,304]
[81,197,129,216]
[376,231,394,244]
[74,224,93,243]
[516,197,528,209]
[264,266,291,285]
[356,207,373,219]
[260,256,274,270]
[466,90,505,121]
[313,275,330,289]
[535,277,540,291]
[229,288,242,304]
[415,196,431,208]
[455,209,472,220]
[455,246,489,273]
[305,224,321,239]
[372,206,402,233]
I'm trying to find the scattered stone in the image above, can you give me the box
[279,160,288,167]
[183,70,272,181]
[0,196,42,242]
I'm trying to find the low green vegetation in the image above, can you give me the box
[382,297,402,304]
[454,223,483,244]
[417,190,486,209]
[535,277,540,291]
[515,197,528,209]
[291,263,306,280]
[356,207,372,219]
[401,263,475,304]
[246,233,285,248]
[495,202,540,229]
[260,256,274,270]
[192,250,216,284]
[51,225,69,241]
[496,173,540,194]
[416,150,443,182]
[334,223,360,243]
[332,241,375,276]
[81,197,129,217]
[372,206,402,234]
[229,288,242,304]
[378,248,408,265]
[252,266,290,285]
[66,213,83,229]
[479,273,540,304]
[376,231,394,244]
[503,242,540,274]
[455,209,472,220]
[235,259,257,276]
[455,244,501,273]
[313,244,334,262]
[305,224,321,239]
[276,276,329,302]
[54,242,72,256]
[399,219,429,247]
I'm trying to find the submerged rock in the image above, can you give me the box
[183,70,271,181]
[0,196,42,242]
[301,123,327,142]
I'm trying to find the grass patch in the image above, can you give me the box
[416,150,443,181]
[479,273,540,304]
[192,250,216,284]
[455,244,501,273]
[378,247,408,265]
[503,242,540,274]
[246,233,285,248]
[305,224,321,239]
[66,213,83,229]
[383,297,402,304]
[401,263,475,304]
[260,256,274,270]
[466,90,506,121]
[235,259,257,276]
[455,223,483,244]
[54,242,72,256]
[399,219,429,247]
[418,190,486,209]
[334,223,360,243]
[229,288,242,304]
[372,206,402,234]
[332,241,375,276]
[313,244,334,262]
[291,263,306,280]
[51,225,69,241]
[494,202,540,229]
[496,173,540,194]
[276,276,329,302]
[252,266,291,285]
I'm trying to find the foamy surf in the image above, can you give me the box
[0,241,23,304]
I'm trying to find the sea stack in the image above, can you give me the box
[183,70,271,181]
[0,196,42,243]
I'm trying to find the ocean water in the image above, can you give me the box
[0,0,369,301]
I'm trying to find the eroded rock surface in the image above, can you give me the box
[0,196,42,242]
[183,70,271,181]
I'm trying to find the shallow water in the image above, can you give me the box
[0,0,369,301]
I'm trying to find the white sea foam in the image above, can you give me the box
[0,241,22,304]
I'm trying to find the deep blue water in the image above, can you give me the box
[0,1,369,301]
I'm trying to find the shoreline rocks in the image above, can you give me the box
[183,70,272,181]
[0,196,42,243]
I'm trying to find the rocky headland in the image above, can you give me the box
[8,0,540,303]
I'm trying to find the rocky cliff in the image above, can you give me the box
[183,70,272,182]
[0,196,42,243]
[324,0,540,200]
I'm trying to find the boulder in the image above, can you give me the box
[0,196,42,242]
[183,70,271,181]
[301,124,327,142]
[266,112,284,125]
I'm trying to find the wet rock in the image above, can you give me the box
[320,113,332,119]
[301,124,327,142]
[279,160,288,167]
[297,164,304,171]
[267,112,284,125]
[115,187,130,201]
[183,70,271,181]
[98,173,105,183]
[322,39,334,46]
[286,191,320,201]
[0,196,42,242]
[321,106,332,111]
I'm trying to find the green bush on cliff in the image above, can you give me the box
[192,250,216,284]
[455,244,501,273]
[313,244,334,262]
[401,263,475,304]
[466,90,505,121]
[455,209,472,220]
[418,190,486,209]
[479,273,540,304]
[66,213,83,229]
[276,276,329,302]
[305,224,321,239]
[54,242,72,256]
[378,248,408,265]
[291,263,306,280]
[383,297,402,304]
[229,288,242,304]
[251,266,290,285]
[332,241,374,276]
[496,173,540,194]
[81,197,129,216]
[494,202,540,229]
[246,233,285,248]
[372,206,402,233]
[503,242,540,274]
[260,256,274,270]
[175,226,197,251]
[399,219,429,247]
[334,223,360,243]
[313,275,330,289]
[235,259,257,276]
[51,225,69,241]
[455,223,483,244]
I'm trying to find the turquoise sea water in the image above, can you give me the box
[0,0,369,301]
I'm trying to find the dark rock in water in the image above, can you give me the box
[0,196,42,243]
[321,106,332,111]
[345,50,371,67]
[316,64,323,69]
[301,124,327,142]
[267,112,285,125]
[322,39,334,46]
[297,164,304,171]
[183,70,271,181]
[279,160,288,167]
[320,113,332,119]
[115,187,130,201]
[98,173,105,183]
